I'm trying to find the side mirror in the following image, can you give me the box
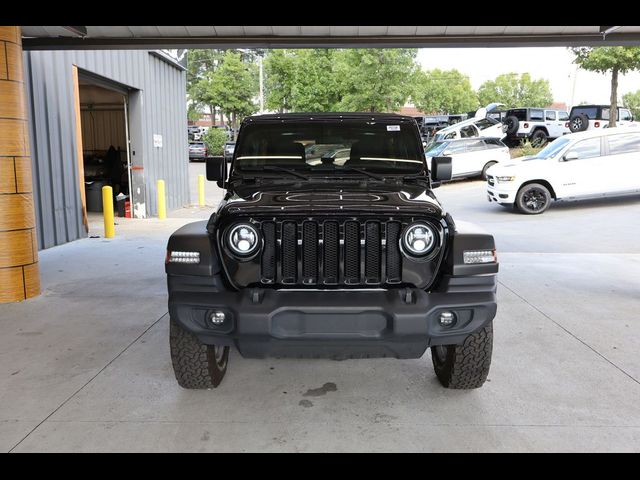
[431,156,452,183]
[563,151,579,162]
[206,156,227,187]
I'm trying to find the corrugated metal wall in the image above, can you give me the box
[24,50,189,250]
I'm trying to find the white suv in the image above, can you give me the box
[486,126,640,214]
[425,137,511,180]
[433,103,507,142]
[504,108,570,147]
[568,105,635,132]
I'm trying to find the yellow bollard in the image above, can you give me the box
[102,186,115,238]
[157,179,166,220]
[198,174,205,207]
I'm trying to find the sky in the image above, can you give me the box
[416,47,640,108]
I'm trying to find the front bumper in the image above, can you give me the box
[169,275,497,359]
[487,182,518,204]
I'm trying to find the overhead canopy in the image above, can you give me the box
[20,26,640,50]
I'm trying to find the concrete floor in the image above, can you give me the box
[1,166,639,452]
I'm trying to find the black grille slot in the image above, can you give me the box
[385,221,402,283]
[323,221,339,283]
[281,221,297,283]
[365,222,381,283]
[343,221,360,283]
[261,221,276,282]
[302,222,318,284]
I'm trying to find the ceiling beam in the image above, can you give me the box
[22,32,640,50]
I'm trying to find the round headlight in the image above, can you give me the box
[228,224,259,256]
[402,223,436,256]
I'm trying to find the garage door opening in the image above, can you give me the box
[74,70,133,233]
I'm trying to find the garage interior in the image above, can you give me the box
[78,77,132,230]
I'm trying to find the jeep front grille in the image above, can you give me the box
[260,219,405,287]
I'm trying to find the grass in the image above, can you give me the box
[509,139,543,159]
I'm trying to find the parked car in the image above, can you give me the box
[486,126,640,214]
[433,103,507,142]
[188,142,208,161]
[165,113,498,390]
[425,137,510,180]
[223,141,236,162]
[503,108,570,146]
[568,105,635,133]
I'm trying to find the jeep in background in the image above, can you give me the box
[166,113,498,391]
[568,105,635,132]
[504,108,570,147]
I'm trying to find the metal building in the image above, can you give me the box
[23,49,189,249]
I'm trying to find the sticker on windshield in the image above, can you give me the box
[387,125,401,131]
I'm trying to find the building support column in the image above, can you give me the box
[0,26,40,303]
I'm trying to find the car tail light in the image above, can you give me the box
[565,122,569,127]
[595,122,600,128]
[523,123,529,128]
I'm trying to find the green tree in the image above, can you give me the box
[477,73,553,109]
[622,89,640,119]
[337,49,420,112]
[202,127,228,155]
[264,49,343,112]
[572,47,640,126]
[290,49,342,111]
[186,50,224,123]
[200,51,259,133]
[264,50,296,112]
[414,69,479,114]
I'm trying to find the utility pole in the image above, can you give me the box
[259,54,264,113]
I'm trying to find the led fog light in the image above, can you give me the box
[438,311,456,327]
[208,311,226,325]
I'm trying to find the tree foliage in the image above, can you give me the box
[266,49,418,113]
[622,89,640,119]
[571,47,640,126]
[197,51,258,131]
[202,127,228,155]
[336,49,419,112]
[477,73,553,108]
[413,69,479,114]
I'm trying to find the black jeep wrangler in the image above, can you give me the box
[165,113,498,390]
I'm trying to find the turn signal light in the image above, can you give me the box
[463,249,496,264]
[167,251,200,264]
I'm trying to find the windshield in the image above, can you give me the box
[233,121,425,175]
[532,137,571,159]
[425,141,448,157]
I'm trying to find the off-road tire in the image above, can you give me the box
[431,322,493,389]
[505,115,519,135]
[569,113,589,132]
[515,182,551,214]
[481,161,497,180]
[530,129,548,147]
[170,318,229,389]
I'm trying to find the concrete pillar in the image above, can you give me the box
[0,26,40,303]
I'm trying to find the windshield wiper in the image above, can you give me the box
[244,165,310,180]
[322,165,386,181]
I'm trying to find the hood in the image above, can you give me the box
[218,184,443,218]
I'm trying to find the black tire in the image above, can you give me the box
[505,115,520,135]
[515,183,552,214]
[431,322,493,389]
[169,318,229,389]
[481,161,497,180]
[529,129,548,147]
[569,113,589,132]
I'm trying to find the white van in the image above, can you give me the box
[486,126,640,214]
